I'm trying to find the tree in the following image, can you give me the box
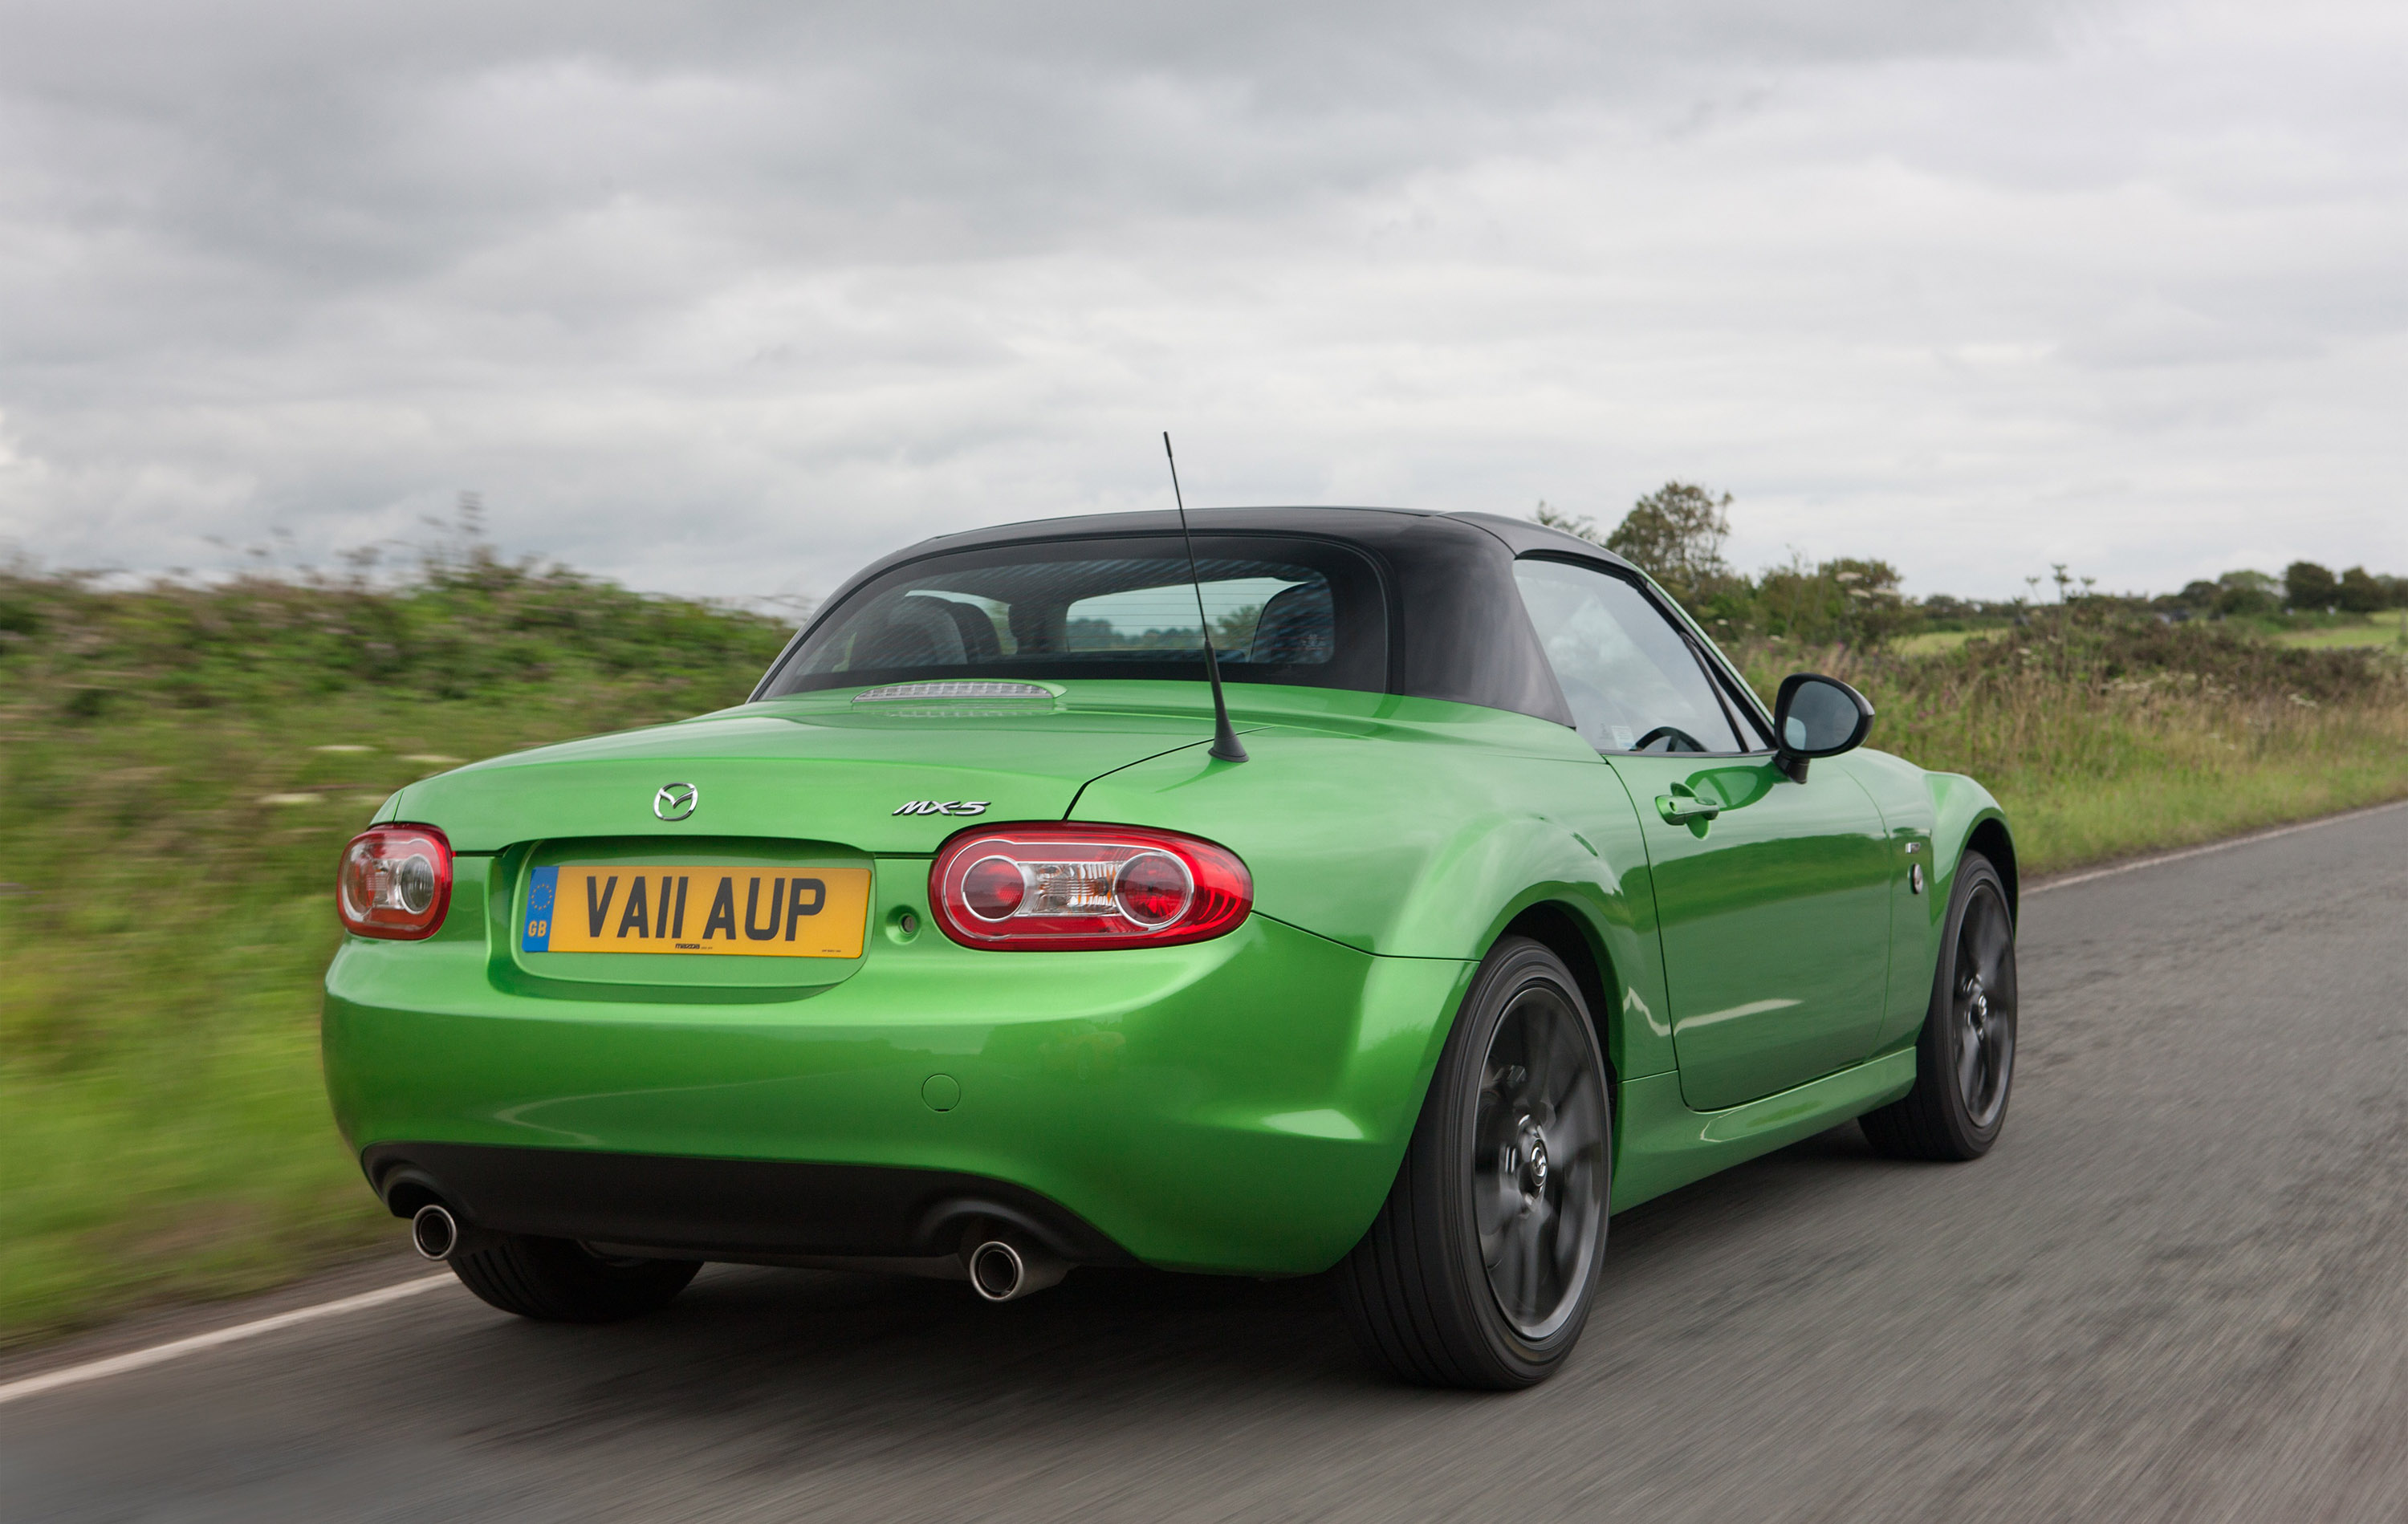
[2336,566,2386,615]
[2215,570,2280,618]
[2284,561,2337,611]
[1531,501,1605,544]
[1754,555,1919,648]
[1212,603,1263,652]
[1603,482,1734,611]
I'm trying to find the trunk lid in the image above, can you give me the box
[388,686,1225,993]
[393,689,1219,854]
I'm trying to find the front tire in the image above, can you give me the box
[1861,851,2017,1161]
[448,1233,699,1323]
[1336,937,1612,1388]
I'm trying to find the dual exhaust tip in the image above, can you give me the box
[417,1202,1072,1303]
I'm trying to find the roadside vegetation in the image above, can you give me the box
[1731,616,2408,869]
[0,540,789,1346]
[1541,482,2408,872]
[1543,483,2408,871]
[3,502,2404,1346]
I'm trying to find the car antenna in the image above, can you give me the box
[1162,431,1247,763]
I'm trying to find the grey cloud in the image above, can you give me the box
[0,0,2402,604]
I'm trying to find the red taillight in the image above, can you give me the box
[929,823,1251,950]
[337,824,454,941]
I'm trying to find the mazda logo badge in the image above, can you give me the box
[653,782,699,822]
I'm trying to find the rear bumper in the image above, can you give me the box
[363,1142,1136,1266]
[323,906,1473,1275]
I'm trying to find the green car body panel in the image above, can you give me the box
[323,510,2011,1278]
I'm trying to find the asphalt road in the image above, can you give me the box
[9,805,2408,1522]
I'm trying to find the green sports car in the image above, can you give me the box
[323,506,2018,1388]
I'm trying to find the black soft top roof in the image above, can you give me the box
[771,507,1653,727]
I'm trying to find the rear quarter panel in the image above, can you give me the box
[1065,693,1678,1085]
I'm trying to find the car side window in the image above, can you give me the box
[1511,558,1747,754]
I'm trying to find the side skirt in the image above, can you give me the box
[1609,1047,1916,1213]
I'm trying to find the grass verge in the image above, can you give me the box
[1,560,787,1347]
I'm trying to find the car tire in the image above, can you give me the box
[1861,851,2017,1162]
[1335,936,1612,1389]
[447,1233,700,1323]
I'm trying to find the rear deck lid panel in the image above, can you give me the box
[393,701,1221,855]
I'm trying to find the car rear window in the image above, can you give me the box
[757,534,1389,697]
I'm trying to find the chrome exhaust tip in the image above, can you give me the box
[968,1240,1023,1301]
[966,1237,1068,1302]
[410,1203,461,1262]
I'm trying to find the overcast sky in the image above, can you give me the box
[1,0,2401,607]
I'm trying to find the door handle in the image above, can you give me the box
[1656,786,1721,823]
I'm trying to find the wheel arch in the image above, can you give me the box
[1386,896,1634,1193]
[1926,770,2016,925]
[1494,900,1623,1099]
[1966,815,2019,920]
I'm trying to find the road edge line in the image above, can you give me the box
[0,1274,455,1408]
[2028,796,2408,896]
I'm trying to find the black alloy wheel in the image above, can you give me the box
[1861,851,2017,1161]
[1337,937,1612,1388]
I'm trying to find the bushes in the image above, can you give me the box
[0,550,790,713]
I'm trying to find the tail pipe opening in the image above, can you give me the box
[409,1202,495,1262]
[410,1203,461,1261]
[965,1234,1069,1303]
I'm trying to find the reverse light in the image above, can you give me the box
[337,824,454,940]
[929,824,1252,950]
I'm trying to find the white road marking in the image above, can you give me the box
[0,1274,455,1408]
[2029,797,2408,895]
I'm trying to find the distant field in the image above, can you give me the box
[1893,628,1987,656]
[1898,618,2407,657]
[2273,617,2408,650]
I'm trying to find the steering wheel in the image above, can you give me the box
[1631,725,1707,754]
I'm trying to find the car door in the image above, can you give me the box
[1511,557,1893,1112]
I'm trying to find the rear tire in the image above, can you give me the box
[448,1233,699,1323]
[1336,937,1612,1388]
[1861,851,2017,1162]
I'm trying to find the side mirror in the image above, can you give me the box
[1771,673,1874,782]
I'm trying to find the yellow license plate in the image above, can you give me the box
[520,865,871,958]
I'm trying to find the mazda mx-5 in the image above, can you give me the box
[323,506,2017,1388]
